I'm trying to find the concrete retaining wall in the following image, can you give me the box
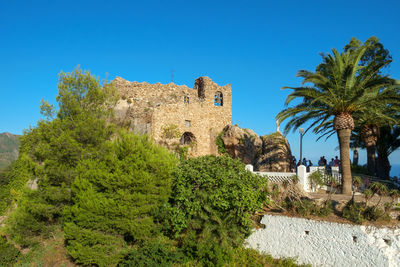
[246,214,400,267]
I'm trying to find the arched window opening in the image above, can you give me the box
[180,132,196,145]
[214,91,223,106]
[184,96,189,104]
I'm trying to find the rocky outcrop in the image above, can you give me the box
[220,125,293,172]
[220,125,262,164]
[255,132,293,172]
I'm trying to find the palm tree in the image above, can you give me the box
[376,126,400,179]
[277,47,396,195]
[353,104,399,175]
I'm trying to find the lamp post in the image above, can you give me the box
[299,128,305,165]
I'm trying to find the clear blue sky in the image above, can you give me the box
[1,0,400,166]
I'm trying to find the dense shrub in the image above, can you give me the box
[230,247,309,267]
[284,198,333,217]
[342,199,388,224]
[351,164,370,175]
[162,155,268,265]
[342,200,364,224]
[0,155,37,215]
[118,239,185,267]
[0,236,20,265]
[64,133,177,266]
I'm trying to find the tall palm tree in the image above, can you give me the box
[277,47,396,194]
[352,104,399,175]
[376,126,400,179]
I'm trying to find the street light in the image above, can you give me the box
[299,128,305,165]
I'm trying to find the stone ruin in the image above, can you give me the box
[112,76,293,171]
[112,76,232,156]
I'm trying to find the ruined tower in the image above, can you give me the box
[113,76,232,156]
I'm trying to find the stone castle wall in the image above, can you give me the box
[112,76,232,156]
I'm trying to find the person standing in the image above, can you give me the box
[307,160,313,172]
[334,156,340,167]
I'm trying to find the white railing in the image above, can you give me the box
[245,164,296,183]
[246,164,342,193]
[256,172,297,184]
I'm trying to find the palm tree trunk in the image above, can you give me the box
[337,128,352,195]
[366,145,376,175]
[377,153,391,180]
[353,147,359,165]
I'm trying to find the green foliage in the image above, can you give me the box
[308,171,324,191]
[369,182,388,196]
[342,200,364,224]
[162,124,181,139]
[0,236,20,265]
[364,188,373,204]
[363,206,385,221]
[56,68,118,120]
[39,99,55,120]
[64,132,177,266]
[0,154,37,215]
[342,199,387,224]
[291,175,300,184]
[162,155,268,265]
[175,145,189,161]
[118,239,186,267]
[216,131,227,154]
[284,198,332,217]
[230,247,310,267]
[276,39,400,194]
[353,176,362,188]
[5,68,118,246]
[351,164,370,175]
[344,36,392,73]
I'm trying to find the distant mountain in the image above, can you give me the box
[0,132,20,170]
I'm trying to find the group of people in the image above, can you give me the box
[291,155,341,172]
[324,156,341,168]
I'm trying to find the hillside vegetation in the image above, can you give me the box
[0,68,307,266]
[0,132,20,170]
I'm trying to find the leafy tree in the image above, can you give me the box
[64,132,177,266]
[5,68,118,245]
[276,42,398,194]
[344,36,392,74]
[162,155,268,265]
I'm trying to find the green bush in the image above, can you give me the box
[351,164,370,175]
[342,200,364,224]
[284,198,333,217]
[308,171,324,191]
[363,206,385,221]
[230,247,309,267]
[0,154,37,215]
[0,236,20,265]
[118,240,185,267]
[161,155,268,266]
[216,132,227,155]
[64,132,177,266]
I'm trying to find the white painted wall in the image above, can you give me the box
[246,214,400,267]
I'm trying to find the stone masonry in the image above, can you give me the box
[112,76,232,156]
